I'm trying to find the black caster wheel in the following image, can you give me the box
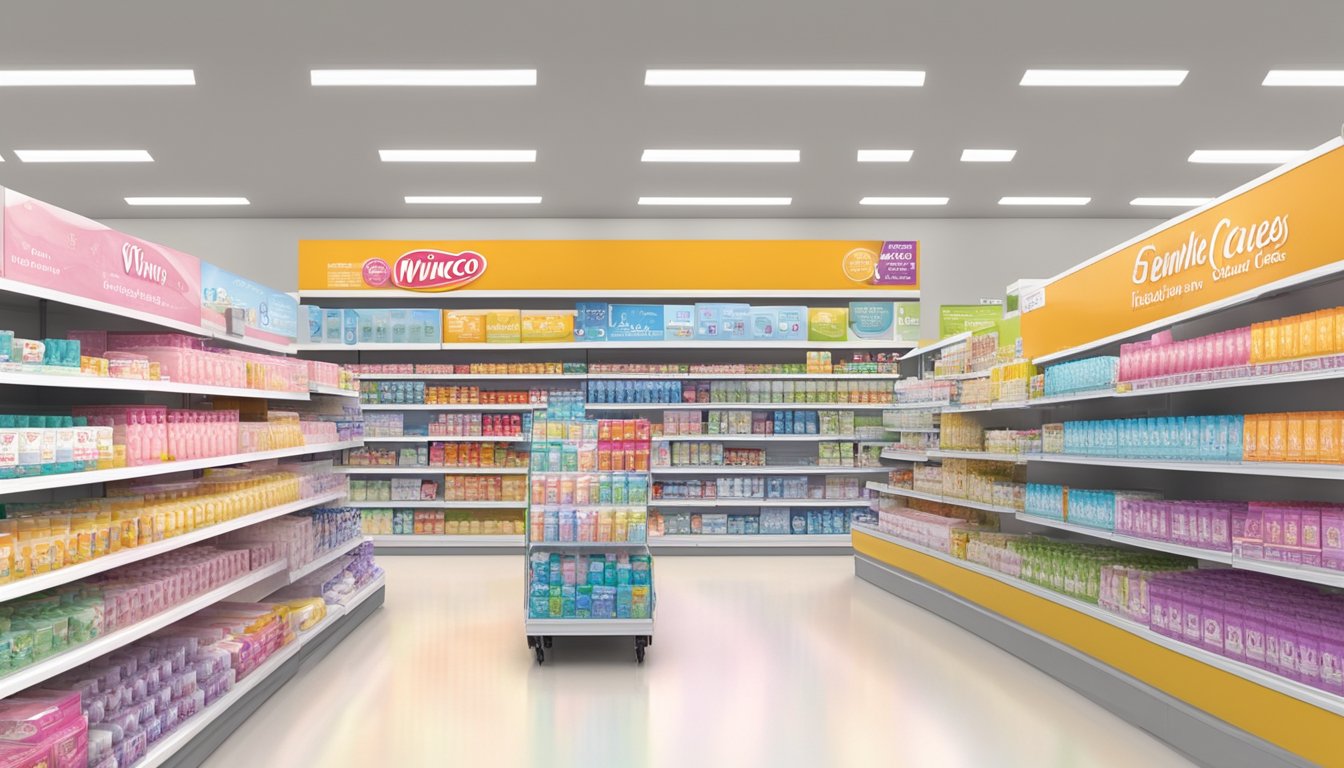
[635,636,648,664]
[535,645,545,664]
[543,636,553,648]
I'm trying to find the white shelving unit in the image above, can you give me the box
[0,440,361,496]
[853,524,1344,718]
[349,500,527,509]
[360,403,534,412]
[1024,453,1344,479]
[0,369,312,400]
[586,402,894,411]
[302,340,916,352]
[362,435,530,443]
[655,433,862,442]
[359,373,584,381]
[135,572,386,768]
[0,490,346,604]
[925,449,1029,463]
[288,536,370,582]
[370,534,523,547]
[587,372,899,380]
[309,384,360,397]
[0,561,287,699]
[653,465,888,475]
[651,498,873,508]
[336,466,528,475]
[651,534,850,550]
[880,448,929,462]
[866,481,1019,515]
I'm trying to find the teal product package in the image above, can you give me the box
[664,305,695,339]
[607,304,665,341]
[342,309,360,345]
[304,305,324,343]
[323,309,342,343]
[773,306,808,340]
[575,302,610,342]
[694,303,750,340]
[848,301,897,340]
[749,307,778,340]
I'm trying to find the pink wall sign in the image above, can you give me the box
[3,190,202,326]
[872,240,919,286]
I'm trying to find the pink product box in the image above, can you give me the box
[304,360,343,388]
[1118,327,1252,383]
[159,347,248,388]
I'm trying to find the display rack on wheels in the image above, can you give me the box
[523,392,656,662]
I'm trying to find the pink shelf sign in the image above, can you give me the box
[3,189,202,326]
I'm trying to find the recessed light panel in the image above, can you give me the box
[645,70,924,86]
[859,197,948,205]
[1130,197,1212,207]
[640,149,799,163]
[1262,70,1344,86]
[999,196,1091,206]
[0,70,194,86]
[1187,149,1306,164]
[856,150,914,162]
[16,149,153,163]
[312,70,536,86]
[960,149,1016,162]
[379,149,536,163]
[637,196,792,206]
[125,197,250,206]
[405,196,542,204]
[1020,69,1187,86]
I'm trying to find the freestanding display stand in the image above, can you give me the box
[523,399,655,662]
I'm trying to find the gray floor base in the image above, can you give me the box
[163,586,386,768]
[855,555,1310,768]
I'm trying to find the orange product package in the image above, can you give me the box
[1300,313,1318,358]
[1268,413,1288,462]
[1317,310,1336,357]
[1286,413,1304,462]
[1242,414,1260,461]
[1303,413,1321,463]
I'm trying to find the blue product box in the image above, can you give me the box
[721,304,751,340]
[607,304,665,341]
[773,306,808,340]
[695,303,750,340]
[342,309,359,345]
[323,309,343,343]
[848,301,897,340]
[304,305,324,343]
[748,307,778,340]
[665,305,695,339]
[575,302,609,342]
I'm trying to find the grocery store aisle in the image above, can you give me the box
[201,555,1193,768]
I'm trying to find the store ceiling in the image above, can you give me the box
[0,0,1341,219]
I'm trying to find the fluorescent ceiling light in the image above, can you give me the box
[1020,69,1187,86]
[125,197,250,206]
[640,149,799,163]
[0,69,194,86]
[379,149,536,163]
[961,148,1016,162]
[1263,70,1344,86]
[1187,149,1305,164]
[859,196,948,205]
[999,196,1091,206]
[637,196,791,206]
[15,149,153,163]
[405,195,541,204]
[1130,197,1212,207]
[856,150,913,162]
[311,69,536,86]
[645,70,924,86]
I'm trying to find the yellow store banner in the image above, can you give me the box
[1022,139,1344,359]
[297,240,919,293]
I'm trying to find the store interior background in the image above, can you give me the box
[2,0,1339,339]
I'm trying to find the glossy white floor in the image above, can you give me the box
[202,555,1193,768]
